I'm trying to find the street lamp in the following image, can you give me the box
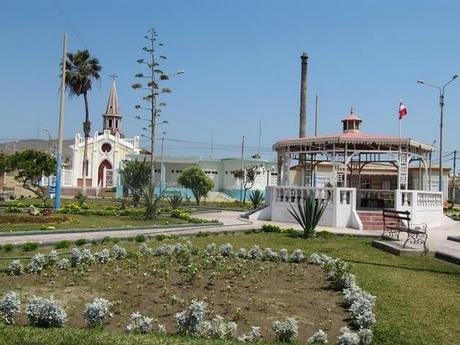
[417,74,458,194]
[42,128,52,153]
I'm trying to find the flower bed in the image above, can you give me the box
[0,241,375,343]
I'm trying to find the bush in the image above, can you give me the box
[3,244,14,252]
[237,248,247,258]
[110,245,128,259]
[135,235,146,243]
[263,248,278,261]
[261,224,281,233]
[279,248,289,262]
[7,260,24,276]
[248,245,262,260]
[126,311,153,333]
[0,291,21,324]
[307,329,328,344]
[21,242,39,252]
[196,315,238,339]
[46,250,59,266]
[290,249,305,263]
[238,326,261,343]
[219,243,233,257]
[248,190,264,209]
[75,239,87,246]
[168,194,183,209]
[70,247,82,267]
[56,258,70,270]
[95,249,111,263]
[84,297,112,327]
[272,317,298,342]
[26,296,67,328]
[175,300,208,336]
[55,240,71,250]
[336,327,360,345]
[28,253,46,273]
[80,248,95,264]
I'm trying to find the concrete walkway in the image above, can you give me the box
[1,210,459,264]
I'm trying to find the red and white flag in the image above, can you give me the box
[399,100,408,119]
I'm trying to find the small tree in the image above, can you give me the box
[5,150,56,207]
[120,159,150,206]
[178,166,214,205]
[233,166,258,203]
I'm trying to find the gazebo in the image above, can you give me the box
[261,109,444,230]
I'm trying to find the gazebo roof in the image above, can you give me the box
[273,109,433,153]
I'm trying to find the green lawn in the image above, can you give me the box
[0,214,191,232]
[0,232,459,345]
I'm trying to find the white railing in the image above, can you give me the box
[266,186,360,229]
[395,189,443,227]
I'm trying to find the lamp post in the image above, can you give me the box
[417,74,458,194]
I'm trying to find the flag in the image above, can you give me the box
[399,100,408,119]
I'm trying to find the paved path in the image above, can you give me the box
[1,210,459,264]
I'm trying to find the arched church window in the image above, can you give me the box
[108,119,113,128]
[115,119,118,128]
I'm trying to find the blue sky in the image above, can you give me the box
[1,0,459,160]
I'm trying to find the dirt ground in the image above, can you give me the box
[0,251,350,341]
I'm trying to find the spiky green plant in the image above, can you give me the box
[248,190,265,209]
[142,185,165,220]
[288,193,329,238]
[168,194,183,209]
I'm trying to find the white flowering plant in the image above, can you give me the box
[26,296,67,328]
[307,329,328,344]
[272,317,298,342]
[84,297,112,327]
[238,326,261,343]
[0,291,21,324]
[175,300,208,336]
[110,245,128,259]
[28,253,46,273]
[7,260,24,276]
[126,311,153,333]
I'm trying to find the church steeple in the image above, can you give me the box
[102,76,122,135]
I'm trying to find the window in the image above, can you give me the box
[101,143,112,153]
[108,119,113,128]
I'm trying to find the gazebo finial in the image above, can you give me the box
[350,106,354,114]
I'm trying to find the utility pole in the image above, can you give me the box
[54,32,67,210]
[257,119,261,157]
[159,136,165,194]
[240,136,245,203]
[453,150,457,205]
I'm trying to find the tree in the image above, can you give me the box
[64,49,102,196]
[178,166,214,205]
[5,150,56,206]
[119,159,150,206]
[233,166,258,203]
[132,28,183,192]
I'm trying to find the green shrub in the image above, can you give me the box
[196,231,210,237]
[288,193,329,238]
[21,242,39,252]
[316,230,335,239]
[261,224,282,233]
[4,244,14,252]
[75,239,87,246]
[55,240,71,250]
[167,194,183,210]
[134,235,146,243]
[156,234,166,241]
[248,190,265,209]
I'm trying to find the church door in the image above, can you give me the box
[98,160,112,187]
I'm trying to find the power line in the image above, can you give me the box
[52,0,87,48]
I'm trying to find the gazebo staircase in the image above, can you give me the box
[357,210,384,231]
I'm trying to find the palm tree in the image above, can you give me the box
[64,49,102,196]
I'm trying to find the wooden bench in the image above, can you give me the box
[382,209,428,249]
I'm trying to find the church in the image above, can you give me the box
[66,79,140,193]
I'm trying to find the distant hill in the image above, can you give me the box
[0,139,74,164]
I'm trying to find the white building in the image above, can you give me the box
[67,79,140,192]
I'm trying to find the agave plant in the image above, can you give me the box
[248,190,264,209]
[142,184,165,220]
[168,194,183,209]
[288,193,328,238]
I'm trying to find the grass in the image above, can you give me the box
[0,214,191,232]
[0,232,459,345]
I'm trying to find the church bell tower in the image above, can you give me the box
[102,76,122,135]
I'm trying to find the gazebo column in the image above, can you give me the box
[280,152,292,186]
